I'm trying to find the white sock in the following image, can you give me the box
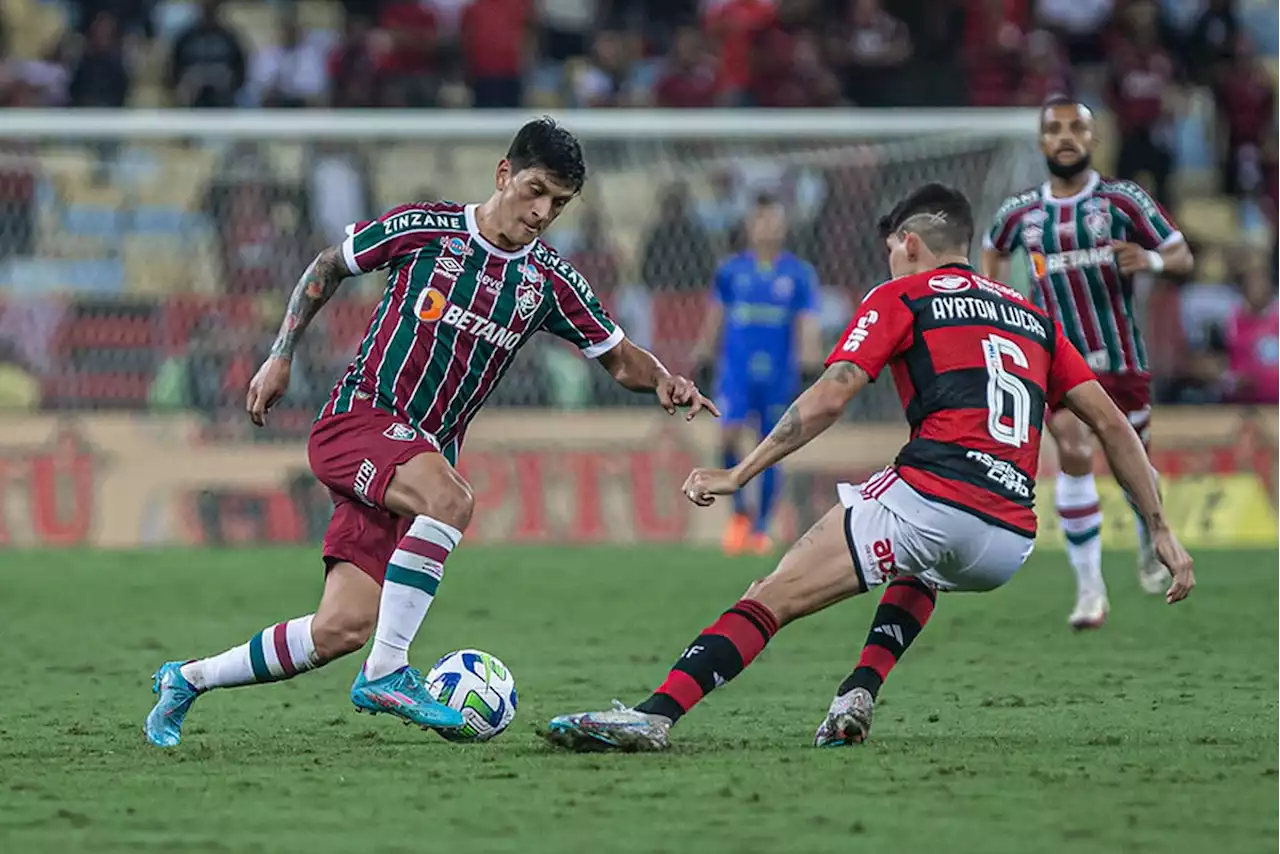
[180,614,319,692]
[1056,473,1105,596]
[365,515,462,681]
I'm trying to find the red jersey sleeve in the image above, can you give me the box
[1046,321,1097,407]
[825,283,913,381]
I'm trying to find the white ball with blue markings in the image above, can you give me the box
[425,649,517,742]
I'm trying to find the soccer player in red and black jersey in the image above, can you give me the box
[983,98,1195,630]
[545,184,1193,752]
[144,118,718,748]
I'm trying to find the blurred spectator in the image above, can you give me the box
[703,0,777,105]
[0,339,38,411]
[695,169,742,240]
[900,0,966,107]
[1013,29,1072,106]
[570,28,639,108]
[965,0,1028,107]
[639,181,715,291]
[376,0,441,107]
[539,0,601,63]
[567,206,622,296]
[1213,34,1276,202]
[1034,0,1111,67]
[306,142,375,248]
[1107,0,1179,208]
[168,0,247,108]
[68,13,131,109]
[1223,257,1279,404]
[70,0,156,41]
[653,25,721,108]
[1184,0,1238,85]
[328,13,382,107]
[748,26,840,108]
[461,0,534,108]
[246,5,331,108]
[834,0,912,107]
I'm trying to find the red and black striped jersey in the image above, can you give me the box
[826,264,1096,536]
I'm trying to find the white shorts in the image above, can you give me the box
[838,468,1036,592]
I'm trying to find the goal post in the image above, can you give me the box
[0,108,1042,421]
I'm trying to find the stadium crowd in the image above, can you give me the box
[0,0,1275,431]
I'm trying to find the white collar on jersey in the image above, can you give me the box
[1040,169,1100,205]
[465,204,537,260]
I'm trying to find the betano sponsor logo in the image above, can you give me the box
[413,286,521,350]
[1030,245,1115,278]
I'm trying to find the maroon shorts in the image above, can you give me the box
[1053,372,1152,441]
[307,408,441,584]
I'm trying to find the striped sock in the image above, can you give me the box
[841,576,937,699]
[364,515,462,681]
[634,598,780,724]
[1056,472,1104,594]
[180,615,320,692]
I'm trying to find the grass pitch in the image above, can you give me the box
[0,546,1275,853]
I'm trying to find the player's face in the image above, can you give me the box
[1040,104,1095,172]
[747,203,786,250]
[495,161,578,245]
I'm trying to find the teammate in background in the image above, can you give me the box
[983,98,1194,630]
[690,193,823,555]
[144,117,717,748]
[544,184,1193,753]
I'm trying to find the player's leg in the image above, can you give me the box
[362,450,472,682]
[716,375,753,553]
[749,397,789,554]
[1099,374,1169,594]
[1050,407,1109,629]
[545,503,865,751]
[144,558,379,748]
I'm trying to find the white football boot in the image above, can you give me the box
[814,687,875,747]
[1068,587,1110,630]
[544,700,671,752]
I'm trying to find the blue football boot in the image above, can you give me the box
[145,661,200,748]
[350,665,463,730]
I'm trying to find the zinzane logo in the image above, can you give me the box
[353,459,378,505]
[841,310,879,352]
[928,274,971,293]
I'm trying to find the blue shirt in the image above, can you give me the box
[714,251,819,383]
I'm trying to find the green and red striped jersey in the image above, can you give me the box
[322,201,623,464]
[983,171,1184,376]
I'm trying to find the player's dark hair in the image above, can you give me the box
[753,190,781,208]
[507,116,587,193]
[877,183,973,254]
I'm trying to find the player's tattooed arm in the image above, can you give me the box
[730,362,869,487]
[269,245,353,359]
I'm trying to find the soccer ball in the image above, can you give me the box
[425,649,517,742]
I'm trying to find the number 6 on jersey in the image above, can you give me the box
[982,334,1032,449]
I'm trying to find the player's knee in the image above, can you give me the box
[743,572,798,627]
[312,609,374,661]
[1057,443,1093,476]
[391,469,474,530]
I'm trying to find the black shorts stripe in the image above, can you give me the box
[843,505,869,590]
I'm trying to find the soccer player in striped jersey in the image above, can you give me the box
[144,117,717,748]
[544,184,1193,753]
[982,98,1194,631]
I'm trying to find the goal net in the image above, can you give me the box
[0,109,1040,434]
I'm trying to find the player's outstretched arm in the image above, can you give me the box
[596,337,720,421]
[683,363,868,505]
[1064,380,1195,603]
[246,245,354,426]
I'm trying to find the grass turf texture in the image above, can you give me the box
[0,547,1275,854]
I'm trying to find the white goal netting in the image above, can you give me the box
[0,110,1040,439]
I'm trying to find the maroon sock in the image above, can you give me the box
[841,576,937,699]
[634,599,779,723]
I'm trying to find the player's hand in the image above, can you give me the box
[246,356,292,427]
[1112,241,1152,275]
[1152,527,1195,604]
[657,374,721,421]
[682,467,739,506]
